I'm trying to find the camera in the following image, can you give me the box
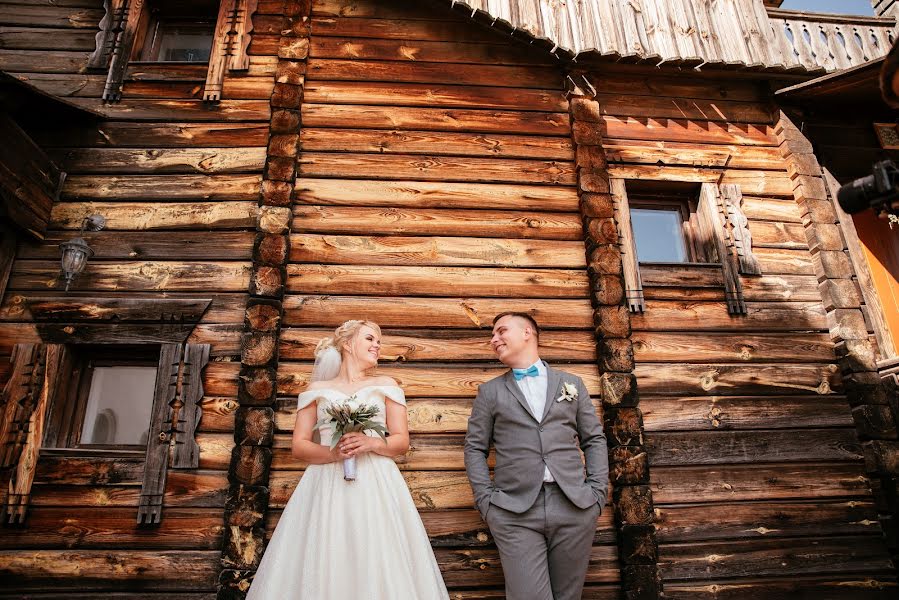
[836,159,899,218]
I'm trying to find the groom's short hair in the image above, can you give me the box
[493,312,540,340]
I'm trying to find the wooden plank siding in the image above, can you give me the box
[591,66,897,594]
[0,0,283,594]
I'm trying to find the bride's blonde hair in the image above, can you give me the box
[315,319,381,358]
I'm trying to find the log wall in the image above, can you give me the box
[0,0,278,595]
[273,0,618,596]
[592,71,898,596]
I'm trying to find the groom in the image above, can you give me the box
[464,312,608,600]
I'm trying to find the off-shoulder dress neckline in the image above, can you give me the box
[299,384,402,401]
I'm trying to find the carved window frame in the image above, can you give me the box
[89,0,257,102]
[0,297,211,525]
[612,178,761,315]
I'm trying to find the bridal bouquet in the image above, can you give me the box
[315,398,388,481]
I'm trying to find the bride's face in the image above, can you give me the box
[345,325,381,369]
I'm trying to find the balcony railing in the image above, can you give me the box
[768,8,895,71]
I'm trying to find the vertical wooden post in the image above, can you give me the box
[776,111,899,568]
[567,74,663,600]
[217,1,307,597]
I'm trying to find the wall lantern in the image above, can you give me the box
[59,215,105,292]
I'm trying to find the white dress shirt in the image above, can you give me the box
[514,360,555,483]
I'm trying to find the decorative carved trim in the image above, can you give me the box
[88,0,120,69]
[102,0,146,102]
[0,344,44,470]
[204,0,258,101]
[172,344,211,469]
[610,179,645,313]
[699,183,747,315]
[3,344,67,524]
[721,184,762,275]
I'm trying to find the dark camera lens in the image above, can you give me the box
[837,175,878,214]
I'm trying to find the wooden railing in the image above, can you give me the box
[767,9,896,71]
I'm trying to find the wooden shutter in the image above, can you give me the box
[610,178,645,313]
[720,184,762,275]
[138,342,181,524]
[172,344,211,469]
[698,183,747,315]
[204,0,258,101]
[101,0,147,102]
[138,342,211,523]
[1,344,68,523]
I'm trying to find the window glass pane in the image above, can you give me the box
[156,27,213,62]
[81,367,157,445]
[631,208,688,262]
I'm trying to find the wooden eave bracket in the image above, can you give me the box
[101,0,145,102]
[26,296,212,344]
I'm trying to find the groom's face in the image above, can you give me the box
[491,315,533,365]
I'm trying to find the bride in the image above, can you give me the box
[246,319,450,599]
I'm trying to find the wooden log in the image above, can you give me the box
[631,332,834,363]
[33,122,269,148]
[0,27,97,51]
[634,362,840,396]
[65,99,271,122]
[596,93,774,124]
[603,139,785,171]
[0,4,105,28]
[664,577,898,600]
[630,301,828,332]
[311,16,512,43]
[285,264,590,297]
[606,165,792,196]
[9,261,251,292]
[0,550,219,591]
[282,295,594,328]
[297,153,577,185]
[20,231,254,260]
[0,507,224,549]
[646,429,862,466]
[308,36,556,67]
[306,58,562,89]
[30,470,228,509]
[295,178,578,210]
[290,235,585,267]
[640,395,852,431]
[655,500,881,543]
[50,202,258,231]
[61,174,262,200]
[34,455,144,485]
[602,116,776,147]
[279,327,595,362]
[651,463,873,503]
[658,536,893,581]
[741,196,802,223]
[300,104,570,135]
[3,71,104,98]
[292,205,582,240]
[0,49,90,73]
[50,148,267,175]
[0,292,247,325]
[300,127,574,160]
[121,78,275,101]
[594,74,767,103]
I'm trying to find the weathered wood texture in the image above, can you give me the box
[273,1,609,594]
[0,0,276,596]
[596,73,896,593]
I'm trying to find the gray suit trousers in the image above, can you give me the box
[485,482,601,600]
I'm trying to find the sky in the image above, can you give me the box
[780,0,875,15]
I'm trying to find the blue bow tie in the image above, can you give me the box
[512,365,540,380]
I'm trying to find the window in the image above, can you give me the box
[626,182,715,264]
[43,346,160,450]
[136,1,217,62]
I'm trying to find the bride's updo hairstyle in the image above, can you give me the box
[315,319,381,358]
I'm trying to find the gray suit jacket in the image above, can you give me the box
[464,362,609,517]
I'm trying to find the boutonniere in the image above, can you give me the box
[556,382,578,402]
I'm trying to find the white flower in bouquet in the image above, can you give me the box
[314,397,388,481]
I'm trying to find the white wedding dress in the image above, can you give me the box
[246,385,449,600]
